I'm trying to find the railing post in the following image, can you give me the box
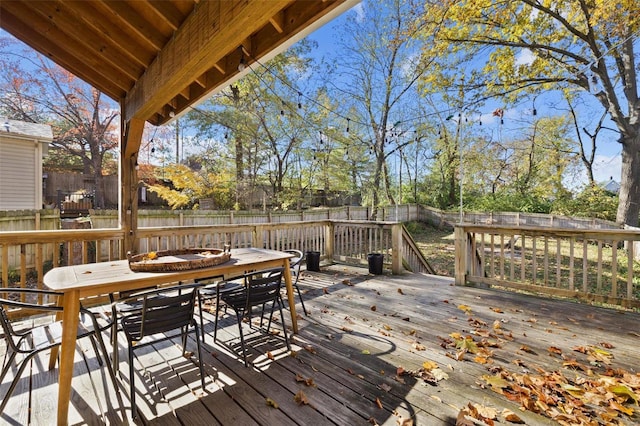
[325,221,334,263]
[391,223,402,274]
[454,225,468,285]
[254,225,264,249]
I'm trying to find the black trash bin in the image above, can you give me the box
[367,253,384,275]
[305,251,320,272]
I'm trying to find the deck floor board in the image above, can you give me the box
[1,265,639,425]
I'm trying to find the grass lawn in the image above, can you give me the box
[405,221,456,277]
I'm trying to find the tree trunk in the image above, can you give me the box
[616,134,640,226]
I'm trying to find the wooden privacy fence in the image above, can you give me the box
[454,224,640,309]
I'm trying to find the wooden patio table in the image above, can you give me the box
[43,247,296,426]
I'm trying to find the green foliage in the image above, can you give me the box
[552,185,618,222]
[147,164,234,210]
[465,192,552,214]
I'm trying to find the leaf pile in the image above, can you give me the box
[443,305,640,425]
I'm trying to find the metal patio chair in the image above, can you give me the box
[0,288,119,415]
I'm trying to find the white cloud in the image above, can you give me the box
[515,49,534,66]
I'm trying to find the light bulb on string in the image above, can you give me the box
[346,118,350,133]
[297,92,302,109]
[281,100,286,116]
[237,46,246,71]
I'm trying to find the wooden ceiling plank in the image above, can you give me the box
[102,0,167,51]
[66,0,156,68]
[147,0,184,31]
[125,0,295,122]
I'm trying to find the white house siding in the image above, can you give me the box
[0,138,40,209]
[0,119,51,211]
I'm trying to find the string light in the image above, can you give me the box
[237,46,246,72]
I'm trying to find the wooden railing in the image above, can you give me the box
[0,221,407,295]
[454,224,640,309]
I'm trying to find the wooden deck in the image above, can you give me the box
[2,266,639,425]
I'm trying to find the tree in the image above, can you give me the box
[0,39,119,208]
[415,0,639,225]
[329,0,431,218]
[147,163,234,210]
[187,41,323,210]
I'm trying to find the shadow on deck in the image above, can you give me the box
[2,265,639,425]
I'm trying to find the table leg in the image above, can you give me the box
[282,259,298,333]
[57,290,80,426]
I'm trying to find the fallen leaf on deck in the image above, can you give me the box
[304,345,316,354]
[422,360,438,370]
[457,402,495,426]
[609,384,639,404]
[431,368,449,382]
[371,305,377,311]
[265,397,279,408]
[456,337,479,354]
[362,349,371,354]
[501,409,524,423]
[609,399,634,415]
[293,390,309,405]
[412,342,426,351]
[519,345,534,354]
[342,279,352,285]
[82,270,92,274]
[473,403,497,420]
[458,304,472,313]
[548,346,562,355]
[483,375,509,393]
[600,341,614,349]
[323,288,330,294]
[397,288,404,295]
[490,307,503,313]
[383,324,392,330]
[375,397,383,409]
